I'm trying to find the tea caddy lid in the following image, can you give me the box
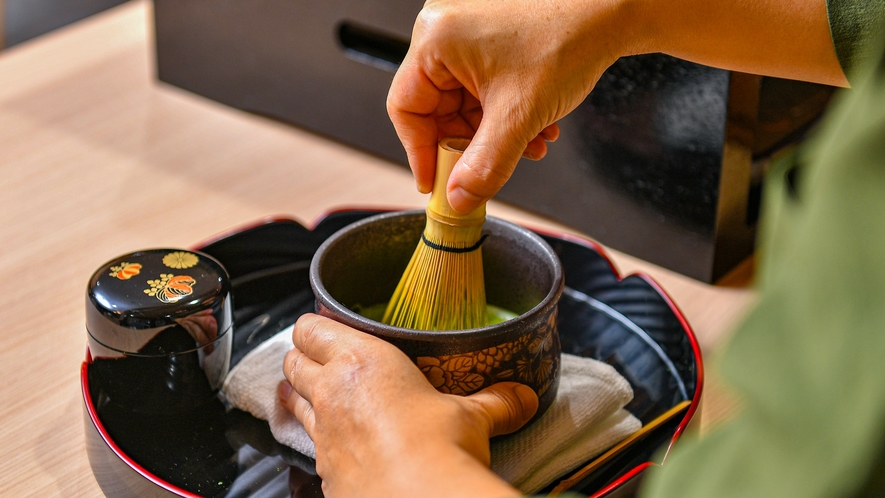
[86,249,232,356]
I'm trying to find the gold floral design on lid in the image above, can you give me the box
[163,251,199,269]
[108,262,142,280]
[144,273,196,303]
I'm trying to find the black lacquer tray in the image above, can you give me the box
[82,209,703,498]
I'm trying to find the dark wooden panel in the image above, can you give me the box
[152,0,832,282]
[4,0,128,46]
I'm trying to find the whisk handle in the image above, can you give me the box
[427,138,486,227]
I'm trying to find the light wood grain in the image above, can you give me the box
[0,1,755,495]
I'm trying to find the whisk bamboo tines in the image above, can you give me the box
[382,138,488,331]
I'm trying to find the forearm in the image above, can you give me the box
[622,0,848,85]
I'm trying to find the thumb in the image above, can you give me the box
[446,99,537,213]
[465,382,539,438]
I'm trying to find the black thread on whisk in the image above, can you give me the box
[421,234,489,253]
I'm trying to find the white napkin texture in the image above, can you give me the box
[221,326,641,494]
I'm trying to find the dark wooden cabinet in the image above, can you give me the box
[152,0,833,282]
[3,0,128,47]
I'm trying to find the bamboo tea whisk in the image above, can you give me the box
[382,138,488,330]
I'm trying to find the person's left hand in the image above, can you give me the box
[279,313,539,498]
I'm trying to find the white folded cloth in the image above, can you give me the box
[222,325,316,457]
[221,325,641,494]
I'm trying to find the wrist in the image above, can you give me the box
[605,0,662,57]
[557,0,660,74]
[394,445,519,498]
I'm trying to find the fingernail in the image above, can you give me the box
[417,180,432,195]
[277,380,292,402]
[447,186,482,213]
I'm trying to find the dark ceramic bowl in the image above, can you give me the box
[309,210,564,416]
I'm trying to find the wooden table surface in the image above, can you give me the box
[0,2,755,495]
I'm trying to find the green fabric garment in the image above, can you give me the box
[826,0,885,80]
[639,25,885,498]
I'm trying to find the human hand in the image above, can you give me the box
[388,0,847,215]
[279,313,539,498]
[387,0,636,213]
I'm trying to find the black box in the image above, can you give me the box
[3,0,128,46]
[154,0,832,282]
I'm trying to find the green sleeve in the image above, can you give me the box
[639,27,885,498]
[826,0,885,80]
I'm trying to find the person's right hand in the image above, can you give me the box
[388,0,847,215]
[387,0,639,213]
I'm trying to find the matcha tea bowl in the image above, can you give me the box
[309,210,564,417]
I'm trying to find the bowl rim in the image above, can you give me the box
[308,209,565,342]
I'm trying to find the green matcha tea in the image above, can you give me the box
[352,302,518,327]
